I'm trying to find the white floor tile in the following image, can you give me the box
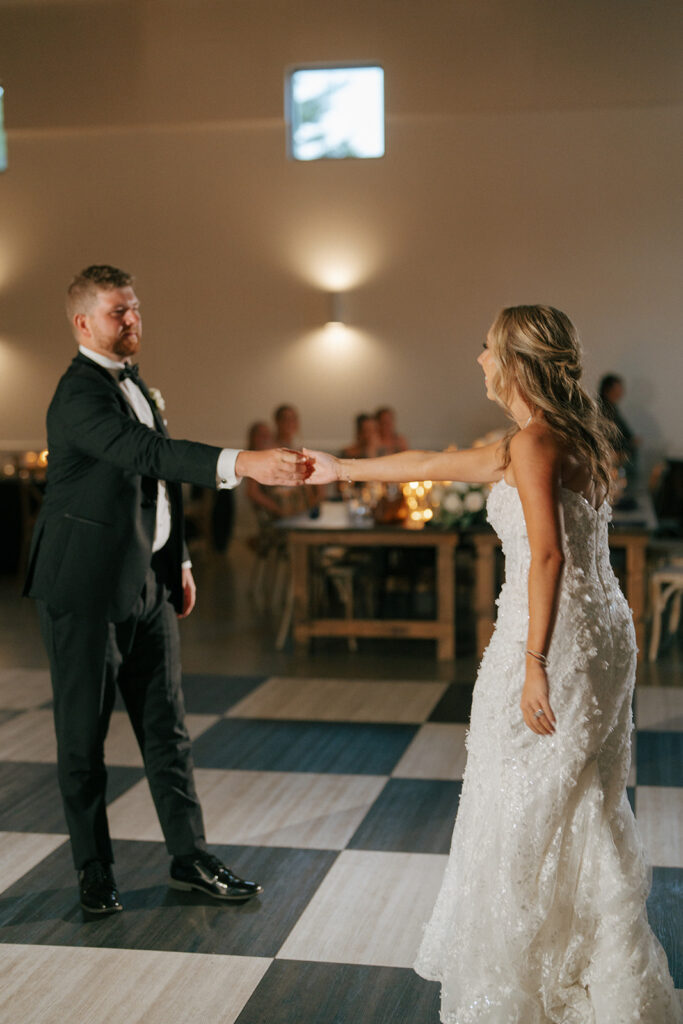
[277,849,447,968]
[0,833,68,894]
[636,786,683,868]
[636,687,683,732]
[104,712,219,767]
[0,709,56,762]
[0,710,217,765]
[0,944,270,1024]
[0,668,52,710]
[392,723,468,779]
[227,677,447,723]
[107,769,388,849]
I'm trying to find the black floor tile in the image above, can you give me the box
[0,840,338,958]
[348,778,462,854]
[636,732,683,787]
[236,961,441,1024]
[647,866,683,988]
[113,673,267,715]
[427,683,475,723]
[191,719,418,775]
[0,763,144,833]
[180,673,268,715]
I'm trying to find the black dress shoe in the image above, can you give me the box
[169,851,263,901]
[78,860,123,915]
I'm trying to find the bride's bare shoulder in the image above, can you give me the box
[506,422,562,487]
[510,420,559,451]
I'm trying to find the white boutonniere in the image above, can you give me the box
[148,387,166,413]
[148,387,168,425]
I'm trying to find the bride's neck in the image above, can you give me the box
[509,396,535,429]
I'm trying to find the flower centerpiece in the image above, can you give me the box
[429,433,504,530]
[431,480,488,529]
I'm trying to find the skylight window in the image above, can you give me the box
[286,66,384,161]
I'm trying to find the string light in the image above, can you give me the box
[401,480,434,526]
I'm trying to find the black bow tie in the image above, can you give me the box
[119,364,140,383]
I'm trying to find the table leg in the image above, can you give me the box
[474,536,497,658]
[436,541,455,661]
[291,538,309,655]
[625,540,647,660]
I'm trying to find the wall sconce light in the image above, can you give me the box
[0,85,6,172]
[326,292,344,326]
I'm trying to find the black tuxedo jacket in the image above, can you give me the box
[24,352,222,620]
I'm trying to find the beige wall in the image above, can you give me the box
[0,0,681,474]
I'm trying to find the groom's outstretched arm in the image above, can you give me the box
[235,447,312,487]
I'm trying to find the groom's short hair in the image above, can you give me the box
[66,264,135,321]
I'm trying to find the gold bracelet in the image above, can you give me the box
[340,459,354,485]
[526,649,549,667]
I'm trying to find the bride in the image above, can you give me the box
[305,305,680,1023]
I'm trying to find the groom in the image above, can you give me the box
[24,264,308,914]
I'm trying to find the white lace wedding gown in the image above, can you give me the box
[414,479,681,1023]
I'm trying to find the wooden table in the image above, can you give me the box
[470,526,650,660]
[284,523,459,660]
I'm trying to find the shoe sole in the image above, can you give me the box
[168,878,263,900]
[80,902,124,914]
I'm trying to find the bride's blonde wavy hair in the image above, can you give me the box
[487,305,617,497]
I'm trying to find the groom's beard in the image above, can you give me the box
[113,331,141,358]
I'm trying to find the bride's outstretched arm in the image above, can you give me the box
[304,440,505,486]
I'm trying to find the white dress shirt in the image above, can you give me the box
[78,347,241,559]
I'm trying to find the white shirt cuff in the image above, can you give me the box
[181,559,192,570]
[216,448,242,489]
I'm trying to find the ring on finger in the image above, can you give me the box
[533,709,545,719]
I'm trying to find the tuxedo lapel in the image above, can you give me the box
[135,376,168,436]
[72,354,167,435]
[71,353,139,422]
[72,352,123,392]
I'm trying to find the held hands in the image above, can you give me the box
[302,448,342,486]
[520,660,556,736]
[236,448,313,486]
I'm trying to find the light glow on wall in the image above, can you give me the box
[319,322,354,348]
[0,254,14,290]
[294,239,378,292]
[290,324,380,373]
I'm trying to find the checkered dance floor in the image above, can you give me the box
[0,670,681,1022]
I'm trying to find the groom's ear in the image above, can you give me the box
[73,312,89,339]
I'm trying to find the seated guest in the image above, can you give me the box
[376,406,408,454]
[342,413,385,459]
[249,420,275,451]
[599,373,640,482]
[273,404,323,513]
[245,421,284,519]
[273,403,301,449]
